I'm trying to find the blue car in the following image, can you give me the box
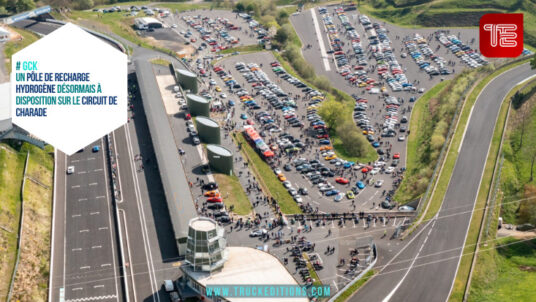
[325,189,339,196]
[356,181,365,189]
[92,146,100,152]
[343,161,354,169]
[228,100,235,106]
[240,113,248,120]
[372,141,380,148]
[319,139,330,145]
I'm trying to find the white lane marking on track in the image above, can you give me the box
[310,8,331,71]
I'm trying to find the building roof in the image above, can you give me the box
[190,218,217,232]
[185,247,308,302]
[207,144,232,157]
[196,116,219,128]
[136,17,162,25]
[134,59,197,240]
[186,94,209,104]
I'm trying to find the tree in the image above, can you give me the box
[336,119,367,157]
[276,10,289,25]
[519,185,536,225]
[235,2,245,11]
[75,0,94,10]
[15,0,35,12]
[318,99,344,129]
[531,55,536,70]
[274,26,289,45]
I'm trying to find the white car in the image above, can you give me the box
[294,196,303,203]
[273,168,282,175]
[249,229,268,237]
[385,167,395,174]
[220,93,227,98]
[374,180,384,187]
[370,167,380,175]
[282,181,292,189]
[398,135,405,141]
[67,166,75,174]
[418,88,425,93]
[171,24,177,28]
[399,205,415,212]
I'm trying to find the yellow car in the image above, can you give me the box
[307,105,317,110]
[278,174,287,182]
[381,86,387,92]
[325,154,337,160]
[363,130,374,135]
[359,82,367,87]
[215,86,222,92]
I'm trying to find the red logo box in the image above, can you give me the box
[480,13,523,58]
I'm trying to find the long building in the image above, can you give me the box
[134,59,197,256]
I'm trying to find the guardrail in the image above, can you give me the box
[328,243,377,302]
[6,151,29,302]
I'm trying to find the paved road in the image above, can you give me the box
[51,141,122,302]
[350,63,535,302]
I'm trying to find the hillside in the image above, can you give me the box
[359,0,536,47]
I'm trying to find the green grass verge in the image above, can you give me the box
[150,58,171,66]
[331,132,377,164]
[448,76,513,302]
[333,270,375,302]
[213,173,252,216]
[0,144,26,301]
[3,28,40,74]
[302,253,322,287]
[159,2,212,12]
[394,80,450,203]
[12,144,53,301]
[94,1,151,9]
[421,59,532,223]
[468,237,536,302]
[233,132,302,214]
[220,44,264,54]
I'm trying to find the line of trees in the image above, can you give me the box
[0,0,36,14]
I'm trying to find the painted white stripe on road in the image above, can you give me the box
[89,182,98,186]
[87,157,96,160]
[72,287,83,291]
[98,227,108,231]
[310,8,331,71]
[94,168,103,172]
[71,185,80,189]
[96,196,105,199]
[90,212,100,215]
[92,245,102,249]
[78,198,87,202]
[80,266,90,270]
[93,285,105,288]
[71,160,79,163]
[101,263,111,267]
[79,229,89,233]
[71,214,81,218]
[71,248,82,252]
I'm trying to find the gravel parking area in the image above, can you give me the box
[158,9,266,54]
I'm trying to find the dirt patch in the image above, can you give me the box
[519,265,536,272]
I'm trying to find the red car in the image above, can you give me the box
[335,177,349,184]
[393,153,400,159]
[246,119,255,125]
[185,113,192,120]
[317,134,329,139]
[207,197,223,203]
[213,66,223,72]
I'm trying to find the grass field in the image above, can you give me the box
[3,28,40,73]
[468,238,536,302]
[302,253,322,287]
[12,145,54,302]
[233,132,302,214]
[0,144,26,301]
[221,44,264,54]
[499,80,536,224]
[357,0,536,47]
[213,173,252,216]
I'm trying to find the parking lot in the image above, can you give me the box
[157,9,267,56]
[208,51,408,215]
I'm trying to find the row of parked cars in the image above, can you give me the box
[435,32,488,68]
[359,14,411,93]
[403,33,451,76]
[181,14,241,52]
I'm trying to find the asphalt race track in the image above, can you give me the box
[351,63,535,302]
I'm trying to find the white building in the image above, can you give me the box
[134,17,162,30]
[178,217,308,302]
